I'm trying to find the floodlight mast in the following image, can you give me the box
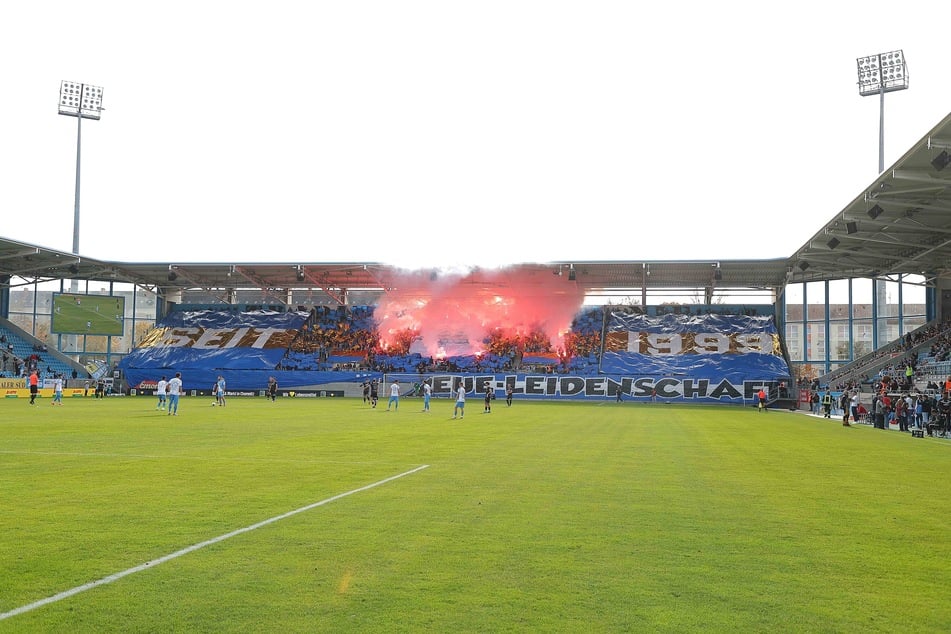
[58,81,104,256]
[856,50,908,174]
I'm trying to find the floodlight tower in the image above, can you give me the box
[856,50,907,174]
[58,81,104,255]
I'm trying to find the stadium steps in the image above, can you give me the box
[0,316,90,379]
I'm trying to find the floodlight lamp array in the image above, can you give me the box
[856,50,908,96]
[58,81,104,119]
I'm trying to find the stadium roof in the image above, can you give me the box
[790,110,951,286]
[2,110,950,303]
[0,240,790,302]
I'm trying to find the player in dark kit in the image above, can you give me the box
[369,379,379,408]
[484,383,494,413]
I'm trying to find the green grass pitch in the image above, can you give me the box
[2,396,950,632]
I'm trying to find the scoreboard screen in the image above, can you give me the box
[51,294,125,336]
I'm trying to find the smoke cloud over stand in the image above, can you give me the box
[375,265,586,359]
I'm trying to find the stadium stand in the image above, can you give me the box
[0,318,90,381]
[118,304,792,404]
[818,318,951,393]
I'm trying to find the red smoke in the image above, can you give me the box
[375,265,586,358]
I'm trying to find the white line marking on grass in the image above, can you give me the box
[0,464,429,622]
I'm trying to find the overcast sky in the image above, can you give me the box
[1,2,948,271]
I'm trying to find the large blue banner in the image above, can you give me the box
[119,310,791,402]
[120,310,313,390]
[598,312,789,393]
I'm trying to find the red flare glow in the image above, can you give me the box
[376,265,585,358]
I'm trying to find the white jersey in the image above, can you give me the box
[157,379,167,395]
[456,386,466,403]
[390,383,400,397]
[168,377,183,396]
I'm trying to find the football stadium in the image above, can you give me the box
[4,100,951,632]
